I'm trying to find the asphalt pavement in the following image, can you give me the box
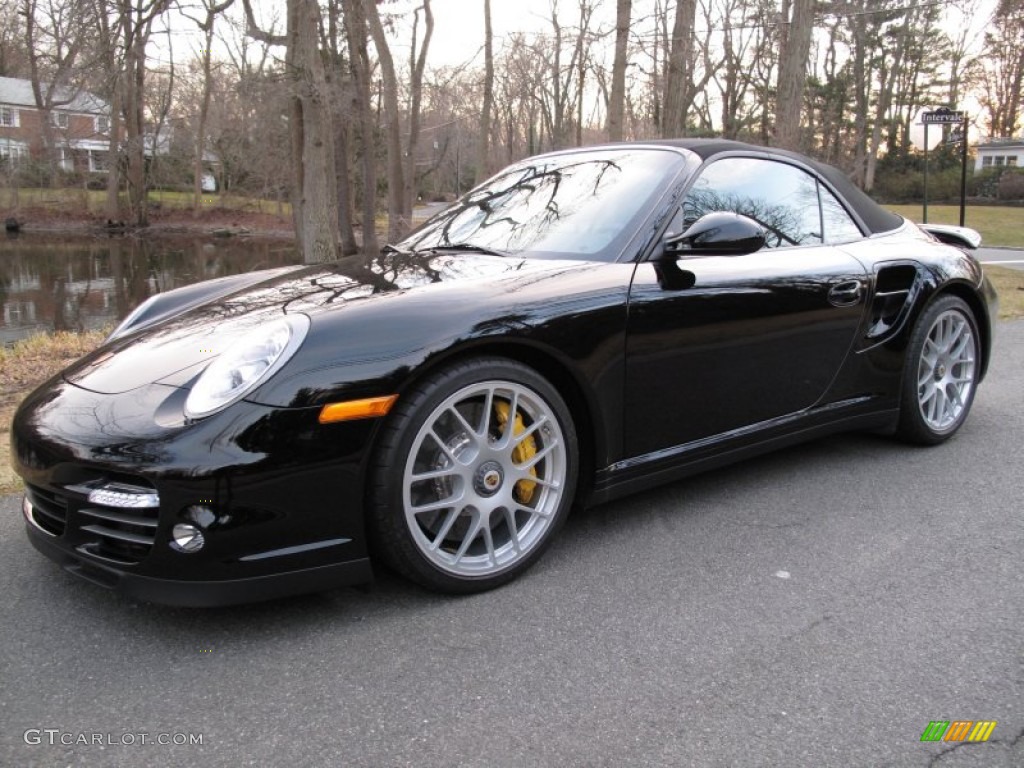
[977,247,1024,271]
[2,323,1022,768]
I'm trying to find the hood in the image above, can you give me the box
[63,251,584,395]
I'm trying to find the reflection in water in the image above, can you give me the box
[0,234,299,346]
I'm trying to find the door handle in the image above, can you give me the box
[828,280,863,307]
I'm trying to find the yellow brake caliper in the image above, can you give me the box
[494,400,538,504]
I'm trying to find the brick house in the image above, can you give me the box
[0,75,114,174]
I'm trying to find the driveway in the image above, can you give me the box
[2,323,1022,768]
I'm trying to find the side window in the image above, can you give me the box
[682,157,823,248]
[819,184,863,243]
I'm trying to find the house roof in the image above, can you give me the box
[0,76,108,114]
[977,139,1024,152]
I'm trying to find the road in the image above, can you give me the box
[977,247,1024,271]
[2,323,1022,768]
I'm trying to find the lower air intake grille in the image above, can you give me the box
[65,481,161,565]
[25,484,68,536]
[25,478,161,566]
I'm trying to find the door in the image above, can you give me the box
[624,155,869,458]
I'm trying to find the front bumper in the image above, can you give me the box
[24,510,372,606]
[12,376,379,606]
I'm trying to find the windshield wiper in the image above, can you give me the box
[429,242,511,258]
[381,243,413,256]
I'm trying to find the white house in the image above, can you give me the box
[974,136,1024,173]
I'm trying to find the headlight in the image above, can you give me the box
[185,314,310,418]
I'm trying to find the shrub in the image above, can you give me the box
[997,170,1024,201]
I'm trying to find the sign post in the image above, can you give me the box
[919,107,968,226]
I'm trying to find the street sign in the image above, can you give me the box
[921,108,965,125]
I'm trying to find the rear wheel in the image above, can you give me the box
[369,358,578,592]
[896,295,980,445]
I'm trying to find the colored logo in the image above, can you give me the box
[921,720,996,742]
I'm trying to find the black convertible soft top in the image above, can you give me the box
[646,138,905,235]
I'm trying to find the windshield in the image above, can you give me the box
[397,148,685,261]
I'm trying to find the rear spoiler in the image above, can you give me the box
[919,223,982,250]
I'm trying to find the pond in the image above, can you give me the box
[0,232,301,347]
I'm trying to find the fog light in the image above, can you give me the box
[171,523,205,553]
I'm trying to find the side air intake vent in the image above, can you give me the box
[867,264,919,339]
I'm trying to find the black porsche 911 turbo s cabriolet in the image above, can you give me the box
[11,139,997,605]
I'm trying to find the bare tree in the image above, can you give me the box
[607,0,630,141]
[661,0,695,136]
[980,0,1024,136]
[341,0,378,255]
[403,0,433,225]
[773,0,816,150]
[945,0,986,108]
[0,0,30,76]
[475,0,493,182]
[364,0,406,242]
[22,0,94,185]
[243,0,340,262]
[322,0,359,254]
[181,0,235,217]
[91,0,173,226]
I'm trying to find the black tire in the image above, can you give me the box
[895,295,981,445]
[368,358,578,593]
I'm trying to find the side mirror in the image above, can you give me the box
[663,212,766,257]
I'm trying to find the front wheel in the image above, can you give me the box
[368,358,578,593]
[896,295,981,445]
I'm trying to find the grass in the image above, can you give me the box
[0,329,109,495]
[887,204,1024,248]
[984,266,1024,322]
[1,186,291,217]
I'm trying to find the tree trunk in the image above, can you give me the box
[850,2,869,188]
[335,118,359,255]
[773,0,815,150]
[124,30,148,226]
[289,0,340,263]
[342,0,378,256]
[662,0,696,136]
[364,0,406,243]
[404,0,432,221]
[105,83,122,219]
[193,16,215,216]
[607,0,630,142]
[476,0,494,182]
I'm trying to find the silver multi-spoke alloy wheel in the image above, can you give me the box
[916,308,976,432]
[897,295,981,445]
[402,379,567,578]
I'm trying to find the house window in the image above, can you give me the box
[89,150,108,172]
[52,111,69,129]
[95,114,110,134]
[982,156,993,167]
[0,139,29,165]
[0,106,18,127]
[58,147,74,172]
[1010,157,1019,167]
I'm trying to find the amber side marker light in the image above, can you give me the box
[318,395,398,424]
